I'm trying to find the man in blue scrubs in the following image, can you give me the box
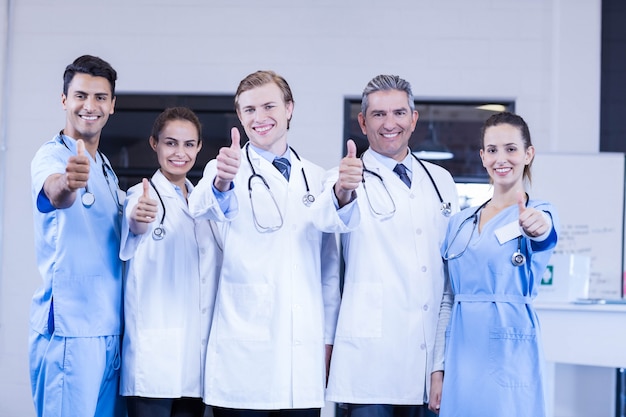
[29,55,125,417]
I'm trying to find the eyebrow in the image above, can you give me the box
[370,107,408,113]
[73,90,110,98]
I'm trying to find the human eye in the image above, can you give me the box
[185,141,197,148]
[395,110,407,117]
[265,104,275,111]
[165,140,177,147]
[372,112,384,118]
[507,146,518,153]
[243,107,254,114]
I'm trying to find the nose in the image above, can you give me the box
[83,96,96,112]
[382,113,396,130]
[255,108,268,123]
[175,143,186,156]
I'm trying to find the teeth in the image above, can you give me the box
[82,116,97,121]
[255,126,271,132]
[382,133,398,138]
[170,161,187,166]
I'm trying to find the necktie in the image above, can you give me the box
[393,163,411,188]
[272,157,291,181]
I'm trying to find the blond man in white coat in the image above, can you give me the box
[324,75,459,417]
[189,71,353,417]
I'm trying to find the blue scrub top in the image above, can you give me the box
[30,133,123,337]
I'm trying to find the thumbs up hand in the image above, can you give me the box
[132,178,158,222]
[518,190,549,237]
[129,178,159,235]
[334,139,363,207]
[214,127,242,192]
[64,139,90,191]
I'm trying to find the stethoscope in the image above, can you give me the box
[58,130,121,211]
[442,198,527,267]
[148,178,167,241]
[361,152,453,218]
[244,143,315,233]
[245,142,315,206]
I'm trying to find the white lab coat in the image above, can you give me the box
[188,146,342,410]
[325,149,459,405]
[119,170,222,398]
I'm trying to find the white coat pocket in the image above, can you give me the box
[216,282,272,341]
[336,282,383,338]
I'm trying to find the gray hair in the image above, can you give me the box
[361,74,415,115]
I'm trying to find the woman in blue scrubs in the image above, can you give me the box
[429,112,559,417]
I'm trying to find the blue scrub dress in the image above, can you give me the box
[439,200,558,417]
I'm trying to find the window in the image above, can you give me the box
[344,98,514,208]
[100,94,238,190]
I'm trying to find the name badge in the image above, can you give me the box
[495,221,522,245]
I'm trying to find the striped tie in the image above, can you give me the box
[393,163,411,188]
[272,157,291,180]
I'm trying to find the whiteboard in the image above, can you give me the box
[530,152,625,299]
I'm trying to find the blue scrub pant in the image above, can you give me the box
[29,331,125,417]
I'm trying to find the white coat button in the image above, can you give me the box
[201,308,207,314]
[416,228,422,235]
[201,278,206,284]
[421,266,427,272]
[423,304,429,311]
[410,194,416,199]
[420,343,426,350]
[294,340,302,346]
[200,248,206,254]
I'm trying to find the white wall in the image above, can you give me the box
[0,0,604,416]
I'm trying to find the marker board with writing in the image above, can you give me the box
[529,152,625,299]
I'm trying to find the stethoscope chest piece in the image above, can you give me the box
[152,226,166,241]
[82,191,95,207]
[302,193,315,207]
[441,202,452,217]
[148,178,167,241]
[511,235,526,266]
[511,250,526,267]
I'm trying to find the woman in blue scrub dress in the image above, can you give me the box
[429,112,558,417]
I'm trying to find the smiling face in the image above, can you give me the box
[62,73,116,145]
[358,89,418,162]
[236,82,293,155]
[480,123,534,190]
[150,119,202,187]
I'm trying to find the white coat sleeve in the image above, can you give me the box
[311,167,360,233]
[120,184,146,261]
[188,159,237,222]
